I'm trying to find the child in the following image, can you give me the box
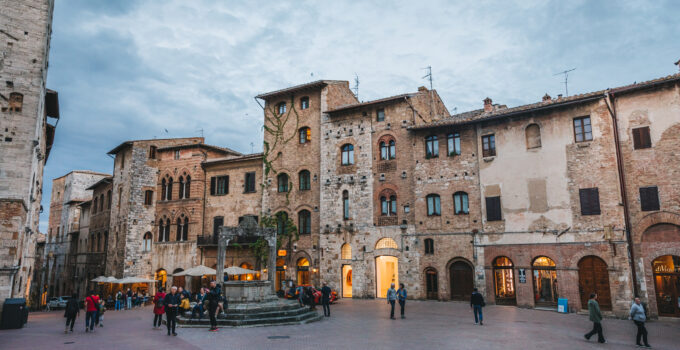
[98,299,106,327]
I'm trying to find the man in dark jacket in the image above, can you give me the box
[470,288,485,325]
[63,293,79,333]
[163,286,181,336]
[584,293,605,343]
[206,281,222,332]
[320,282,332,317]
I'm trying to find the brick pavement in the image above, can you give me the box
[1,300,677,350]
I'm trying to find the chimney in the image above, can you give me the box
[542,93,552,102]
[557,94,563,99]
[418,86,428,92]
[483,97,493,112]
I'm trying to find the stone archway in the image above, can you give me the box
[448,258,473,300]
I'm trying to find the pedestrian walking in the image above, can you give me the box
[97,299,106,327]
[164,286,180,336]
[321,282,331,317]
[84,291,100,333]
[153,288,166,329]
[397,283,407,319]
[584,293,606,343]
[115,291,123,311]
[132,291,138,308]
[206,280,221,332]
[630,297,651,348]
[63,293,79,333]
[126,288,132,310]
[470,288,485,325]
[387,283,397,320]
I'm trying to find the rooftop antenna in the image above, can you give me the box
[250,142,254,153]
[422,65,436,118]
[353,73,360,100]
[196,128,204,138]
[554,68,576,96]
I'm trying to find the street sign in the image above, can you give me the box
[518,268,526,283]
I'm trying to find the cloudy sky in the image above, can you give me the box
[41,0,680,231]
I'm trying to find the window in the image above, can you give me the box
[341,144,354,165]
[454,191,469,214]
[277,173,289,192]
[149,146,157,159]
[525,124,541,149]
[178,176,185,199]
[486,196,502,221]
[276,212,288,235]
[144,190,153,205]
[176,217,188,241]
[482,134,496,157]
[8,92,23,112]
[579,188,601,215]
[426,194,441,216]
[174,150,180,160]
[447,132,461,156]
[210,176,229,195]
[341,243,351,259]
[380,140,396,160]
[380,192,397,216]
[238,215,259,224]
[377,108,385,122]
[300,97,309,110]
[162,177,173,200]
[375,237,398,249]
[424,238,434,255]
[425,135,438,158]
[573,116,592,142]
[92,198,98,214]
[299,170,310,190]
[632,127,651,149]
[213,217,224,236]
[99,195,104,212]
[184,175,191,198]
[277,102,286,115]
[178,175,190,199]
[342,190,350,220]
[298,210,311,235]
[159,218,171,242]
[142,232,152,252]
[299,127,311,144]
[244,172,256,193]
[107,190,112,209]
[119,153,125,169]
[639,186,660,211]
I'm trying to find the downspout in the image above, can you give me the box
[604,91,639,298]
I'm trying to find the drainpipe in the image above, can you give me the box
[604,91,639,298]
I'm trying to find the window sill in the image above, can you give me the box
[454,212,469,215]
[576,141,592,148]
[482,156,495,162]
[243,191,257,194]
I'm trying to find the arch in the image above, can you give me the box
[378,134,396,160]
[277,173,289,193]
[448,258,473,300]
[298,209,311,235]
[578,255,612,311]
[296,257,310,285]
[633,211,680,243]
[375,237,398,250]
[642,223,680,243]
[299,170,310,190]
[172,268,185,289]
[424,267,439,300]
[379,188,397,217]
[525,123,542,149]
[341,243,352,260]
[532,256,558,306]
[299,127,311,144]
[651,255,680,317]
[341,144,354,165]
[492,256,516,305]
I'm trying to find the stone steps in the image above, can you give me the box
[178,309,321,327]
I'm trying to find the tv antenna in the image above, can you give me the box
[352,73,359,100]
[196,128,204,138]
[422,65,436,118]
[250,142,254,153]
[554,68,576,96]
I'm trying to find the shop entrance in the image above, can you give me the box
[172,268,185,289]
[425,268,438,300]
[342,264,353,298]
[449,260,473,300]
[297,258,310,286]
[532,256,558,306]
[375,256,398,298]
[493,256,516,305]
[578,256,612,310]
[275,258,285,291]
[653,255,680,317]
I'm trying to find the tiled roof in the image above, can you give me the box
[202,153,264,166]
[157,143,241,156]
[325,93,415,114]
[255,80,347,99]
[86,176,113,190]
[107,137,204,155]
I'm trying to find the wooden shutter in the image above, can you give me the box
[210,177,216,195]
[486,196,501,221]
[632,127,651,149]
[640,186,660,211]
[579,188,601,215]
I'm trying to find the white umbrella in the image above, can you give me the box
[173,265,216,277]
[91,276,107,282]
[102,276,119,283]
[224,266,258,275]
[115,276,157,284]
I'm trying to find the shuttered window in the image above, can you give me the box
[244,172,256,193]
[213,217,224,235]
[486,196,502,221]
[482,135,496,157]
[579,188,601,215]
[639,186,660,211]
[632,127,652,149]
[210,176,229,196]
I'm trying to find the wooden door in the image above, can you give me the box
[450,261,473,300]
[425,269,438,300]
[578,256,612,310]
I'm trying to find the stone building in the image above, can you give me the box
[0,0,58,316]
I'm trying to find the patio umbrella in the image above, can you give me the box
[172,265,216,277]
[91,276,107,282]
[115,276,157,284]
[224,266,258,275]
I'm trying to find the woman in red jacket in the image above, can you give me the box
[153,287,166,329]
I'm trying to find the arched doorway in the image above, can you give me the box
[532,256,558,306]
[342,265,353,298]
[449,260,473,300]
[652,255,680,317]
[425,267,438,300]
[493,256,516,305]
[297,258,310,285]
[375,256,398,298]
[578,256,612,310]
[155,269,167,290]
[275,258,285,291]
[172,268,185,289]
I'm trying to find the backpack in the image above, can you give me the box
[155,295,164,308]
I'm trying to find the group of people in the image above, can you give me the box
[292,282,333,317]
[584,293,652,348]
[152,281,223,335]
[112,288,147,310]
[62,290,108,333]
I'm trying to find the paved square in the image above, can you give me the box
[1,300,677,349]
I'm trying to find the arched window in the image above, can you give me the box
[447,132,461,156]
[375,237,398,249]
[299,127,311,144]
[341,144,354,165]
[426,194,441,216]
[453,192,469,215]
[532,256,558,305]
[493,256,516,304]
[276,212,288,235]
[162,177,173,201]
[379,140,396,160]
[277,173,289,193]
[185,175,191,198]
[107,190,112,209]
[178,176,185,199]
[298,210,311,235]
[176,218,182,241]
[426,135,438,158]
[299,170,310,190]
[158,219,165,242]
[341,243,352,259]
[526,124,541,149]
[342,190,350,220]
[380,191,397,216]
[182,217,188,241]
[93,198,98,214]
[96,233,101,252]
[300,97,310,110]
[277,102,286,115]
[143,232,152,252]
[389,140,395,159]
[424,238,434,254]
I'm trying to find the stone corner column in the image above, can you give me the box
[266,235,277,295]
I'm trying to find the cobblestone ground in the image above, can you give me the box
[1,300,678,350]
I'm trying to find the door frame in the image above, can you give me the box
[578,255,612,311]
[375,255,398,298]
[447,257,474,300]
[341,264,353,298]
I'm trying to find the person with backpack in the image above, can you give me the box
[470,288,485,325]
[63,293,79,333]
[115,291,123,311]
[206,280,221,332]
[163,286,180,336]
[84,291,100,333]
[153,287,166,329]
